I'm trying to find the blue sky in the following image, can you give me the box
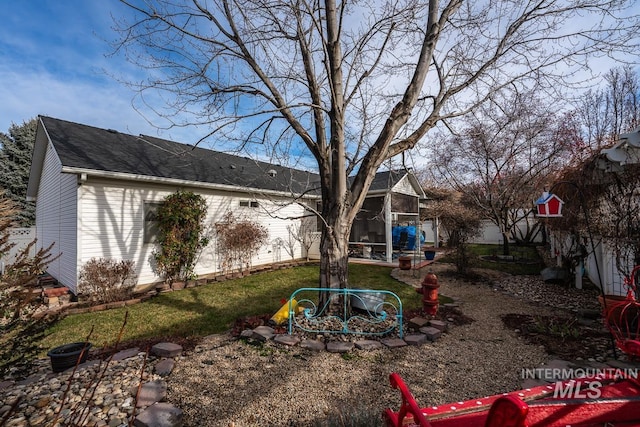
[0,1,195,142]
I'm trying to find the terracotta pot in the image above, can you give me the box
[398,256,412,270]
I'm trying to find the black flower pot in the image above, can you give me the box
[47,342,92,373]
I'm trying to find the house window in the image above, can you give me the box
[144,202,163,244]
[239,200,259,208]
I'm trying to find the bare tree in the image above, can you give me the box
[112,0,639,293]
[430,92,571,255]
[575,65,640,156]
[287,221,319,262]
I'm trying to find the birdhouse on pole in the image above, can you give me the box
[536,191,564,217]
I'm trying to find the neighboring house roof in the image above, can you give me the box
[28,116,321,199]
[598,127,640,171]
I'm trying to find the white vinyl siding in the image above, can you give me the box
[77,178,309,288]
[393,175,420,197]
[35,143,78,292]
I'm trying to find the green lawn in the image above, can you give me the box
[39,264,425,352]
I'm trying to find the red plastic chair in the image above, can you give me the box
[605,266,640,359]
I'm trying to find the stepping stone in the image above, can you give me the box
[408,316,430,329]
[0,380,15,391]
[428,319,448,332]
[274,334,300,346]
[112,348,140,361]
[354,340,384,351]
[404,334,428,346]
[134,402,183,427]
[251,328,274,342]
[239,329,254,339]
[254,325,275,334]
[544,359,576,370]
[135,380,167,407]
[300,340,325,352]
[154,359,175,377]
[326,341,354,353]
[419,326,442,341]
[606,358,640,370]
[17,376,41,387]
[536,359,575,382]
[578,308,601,319]
[151,342,183,358]
[381,338,407,349]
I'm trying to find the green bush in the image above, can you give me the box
[153,191,209,283]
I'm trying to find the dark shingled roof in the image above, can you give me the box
[40,116,320,195]
[367,170,407,192]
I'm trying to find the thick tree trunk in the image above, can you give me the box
[318,208,350,309]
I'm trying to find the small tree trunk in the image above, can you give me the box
[502,233,511,256]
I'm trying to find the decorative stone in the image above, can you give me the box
[300,340,325,352]
[171,281,185,290]
[381,338,407,349]
[133,402,183,427]
[251,328,274,342]
[155,283,171,293]
[354,340,384,351]
[112,348,140,361]
[151,343,183,358]
[253,325,275,334]
[135,380,167,407]
[404,334,428,346]
[419,326,442,341]
[154,359,175,377]
[428,319,448,332]
[239,329,254,339]
[326,341,354,353]
[408,316,430,329]
[0,381,15,391]
[274,335,300,346]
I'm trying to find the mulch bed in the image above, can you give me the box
[501,313,613,361]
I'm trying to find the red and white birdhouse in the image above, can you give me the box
[536,191,564,217]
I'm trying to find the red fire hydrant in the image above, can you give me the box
[417,270,439,316]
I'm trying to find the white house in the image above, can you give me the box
[27,116,321,294]
[547,127,640,296]
[27,116,428,294]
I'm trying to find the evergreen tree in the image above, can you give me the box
[0,119,36,226]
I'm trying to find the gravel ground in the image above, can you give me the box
[165,264,580,427]
[0,263,616,427]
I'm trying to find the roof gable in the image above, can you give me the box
[365,170,425,197]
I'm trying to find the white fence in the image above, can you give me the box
[422,219,543,245]
[0,227,36,273]
[549,232,633,296]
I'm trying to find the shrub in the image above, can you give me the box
[78,258,137,304]
[215,211,269,273]
[153,191,209,283]
[0,192,56,374]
